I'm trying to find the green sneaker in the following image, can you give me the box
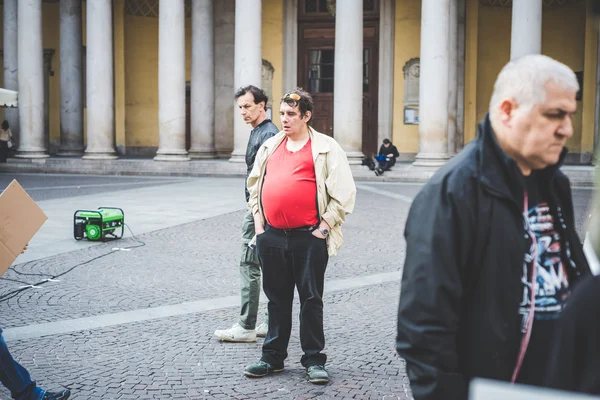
[244,360,284,378]
[307,365,329,384]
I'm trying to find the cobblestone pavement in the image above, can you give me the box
[0,177,593,399]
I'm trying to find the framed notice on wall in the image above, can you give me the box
[404,107,419,125]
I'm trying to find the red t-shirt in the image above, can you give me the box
[261,137,319,229]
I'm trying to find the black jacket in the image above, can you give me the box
[378,143,399,159]
[244,119,278,201]
[396,115,590,400]
[545,275,600,394]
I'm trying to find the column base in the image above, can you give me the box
[14,151,49,159]
[343,150,366,165]
[188,147,218,159]
[153,148,190,161]
[82,151,118,160]
[228,150,246,163]
[154,154,190,161]
[412,152,450,167]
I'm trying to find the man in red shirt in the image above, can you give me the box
[244,89,356,384]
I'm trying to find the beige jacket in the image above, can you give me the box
[247,128,356,256]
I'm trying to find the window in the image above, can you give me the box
[308,50,335,93]
[307,48,370,93]
[302,0,378,16]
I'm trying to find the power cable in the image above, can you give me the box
[0,223,145,303]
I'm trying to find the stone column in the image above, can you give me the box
[214,0,235,157]
[16,0,47,158]
[510,0,542,60]
[283,0,298,91]
[58,0,84,156]
[155,0,188,161]
[378,0,395,147]
[189,0,217,159]
[230,0,262,162]
[333,0,364,163]
[413,0,450,167]
[595,20,600,158]
[83,0,117,159]
[447,0,458,156]
[4,0,19,146]
[456,0,466,152]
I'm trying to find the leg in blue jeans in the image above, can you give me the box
[0,328,44,400]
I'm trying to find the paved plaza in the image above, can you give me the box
[0,173,594,399]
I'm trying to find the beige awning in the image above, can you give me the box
[0,88,18,108]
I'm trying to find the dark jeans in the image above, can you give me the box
[0,329,44,400]
[0,141,8,163]
[256,225,329,368]
[377,157,396,171]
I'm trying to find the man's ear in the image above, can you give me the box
[304,110,312,123]
[498,99,517,127]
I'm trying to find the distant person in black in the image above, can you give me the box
[545,274,600,394]
[374,138,399,176]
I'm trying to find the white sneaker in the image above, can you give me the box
[256,322,268,338]
[214,323,257,343]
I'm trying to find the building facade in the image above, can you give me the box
[1,0,597,165]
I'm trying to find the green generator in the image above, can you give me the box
[74,207,124,241]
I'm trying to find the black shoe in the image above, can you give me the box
[374,169,380,176]
[244,360,284,377]
[43,389,71,400]
[307,365,329,384]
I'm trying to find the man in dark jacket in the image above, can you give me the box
[545,274,600,394]
[214,85,278,342]
[396,54,590,400]
[375,138,400,176]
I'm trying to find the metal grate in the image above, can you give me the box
[125,0,192,17]
[480,0,582,7]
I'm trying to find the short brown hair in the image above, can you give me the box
[281,88,313,124]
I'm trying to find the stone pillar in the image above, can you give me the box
[189,0,217,159]
[155,0,188,161]
[595,20,600,158]
[510,0,542,60]
[214,0,235,157]
[58,0,84,156]
[333,0,364,163]
[447,0,458,156]
[4,0,19,146]
[83,0,117,159]
[413,0,450,167]
[16,0,47,158]
[283,0,298,91]
[230,0,262,162]
[456,0,466,152]
[378,0,395,148]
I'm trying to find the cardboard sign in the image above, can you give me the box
[0,180,47,276]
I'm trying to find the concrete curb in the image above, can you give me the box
[0,157,596,185]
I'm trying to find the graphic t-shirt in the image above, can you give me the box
[516,173,572,385]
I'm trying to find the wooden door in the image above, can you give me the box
[361,36,379,157]
[185,83,191,150]
[298,1,380,156]
[304,45,334,136]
